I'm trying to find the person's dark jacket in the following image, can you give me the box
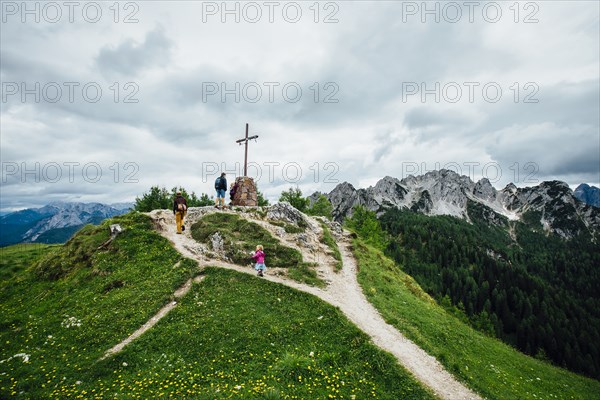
[215,176,227,191]
[173,195,188,214]
[230,182,238,200]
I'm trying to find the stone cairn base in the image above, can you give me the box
[232,176,258,207]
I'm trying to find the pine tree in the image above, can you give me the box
[279,187,309,212]
[306,195,333,219]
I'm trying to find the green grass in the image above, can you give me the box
[0,212,199,398]
[191,213,324,287]
[286,262,325,288]
[352,238,600,400]
[42,268,435,399]
[33,223,112,280]
[0,221,435,399]
[0,243,58,281]
[268,220,305,234]
[319,222,342,272]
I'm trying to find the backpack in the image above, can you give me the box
[215,177,224,190]
[176,197,187,211]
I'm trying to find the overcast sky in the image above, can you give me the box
[1,0,599,211]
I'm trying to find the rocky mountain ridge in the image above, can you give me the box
[312,170,599,239]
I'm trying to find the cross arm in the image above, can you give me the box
[235,135,259,144]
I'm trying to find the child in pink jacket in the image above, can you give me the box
[252,245,266,277]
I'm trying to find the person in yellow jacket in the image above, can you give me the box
[173,191,188,234]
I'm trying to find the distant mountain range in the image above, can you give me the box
[311,170,600,239]
[0,202,133,247]
[574,183,600,208]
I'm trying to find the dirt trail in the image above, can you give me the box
[148,208,482,400]
[100,274,205,360]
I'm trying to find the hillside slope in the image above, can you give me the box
[352,238,600,399]
[0,212,434,399]
[380,206,600,378]
[150,205,480,399]
[2,206,598,399]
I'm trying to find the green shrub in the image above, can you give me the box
[279,187,309,212]
[345,205,388,250]
[269,220,305,234]
[306,195,333,220]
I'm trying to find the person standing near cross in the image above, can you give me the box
[214,172,228,209]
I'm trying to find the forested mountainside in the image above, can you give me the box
[380,204,600,378]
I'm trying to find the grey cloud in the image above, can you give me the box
[482,80,599,133]
[394,77,599,184]
[372,128,400,162]
[404,105,471,132]
[486,123,599,184]
[95,26,172,76]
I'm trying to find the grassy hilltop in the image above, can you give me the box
[0,212,432,399]
[1,209,599,399]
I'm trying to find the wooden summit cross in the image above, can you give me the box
[235,123,259,177]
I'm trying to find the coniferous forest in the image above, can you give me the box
[379,203,600,378]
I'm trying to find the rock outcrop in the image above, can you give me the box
[232,177,258,207]
[267,202,307,227]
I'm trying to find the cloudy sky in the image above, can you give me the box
[1,0,599,211]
